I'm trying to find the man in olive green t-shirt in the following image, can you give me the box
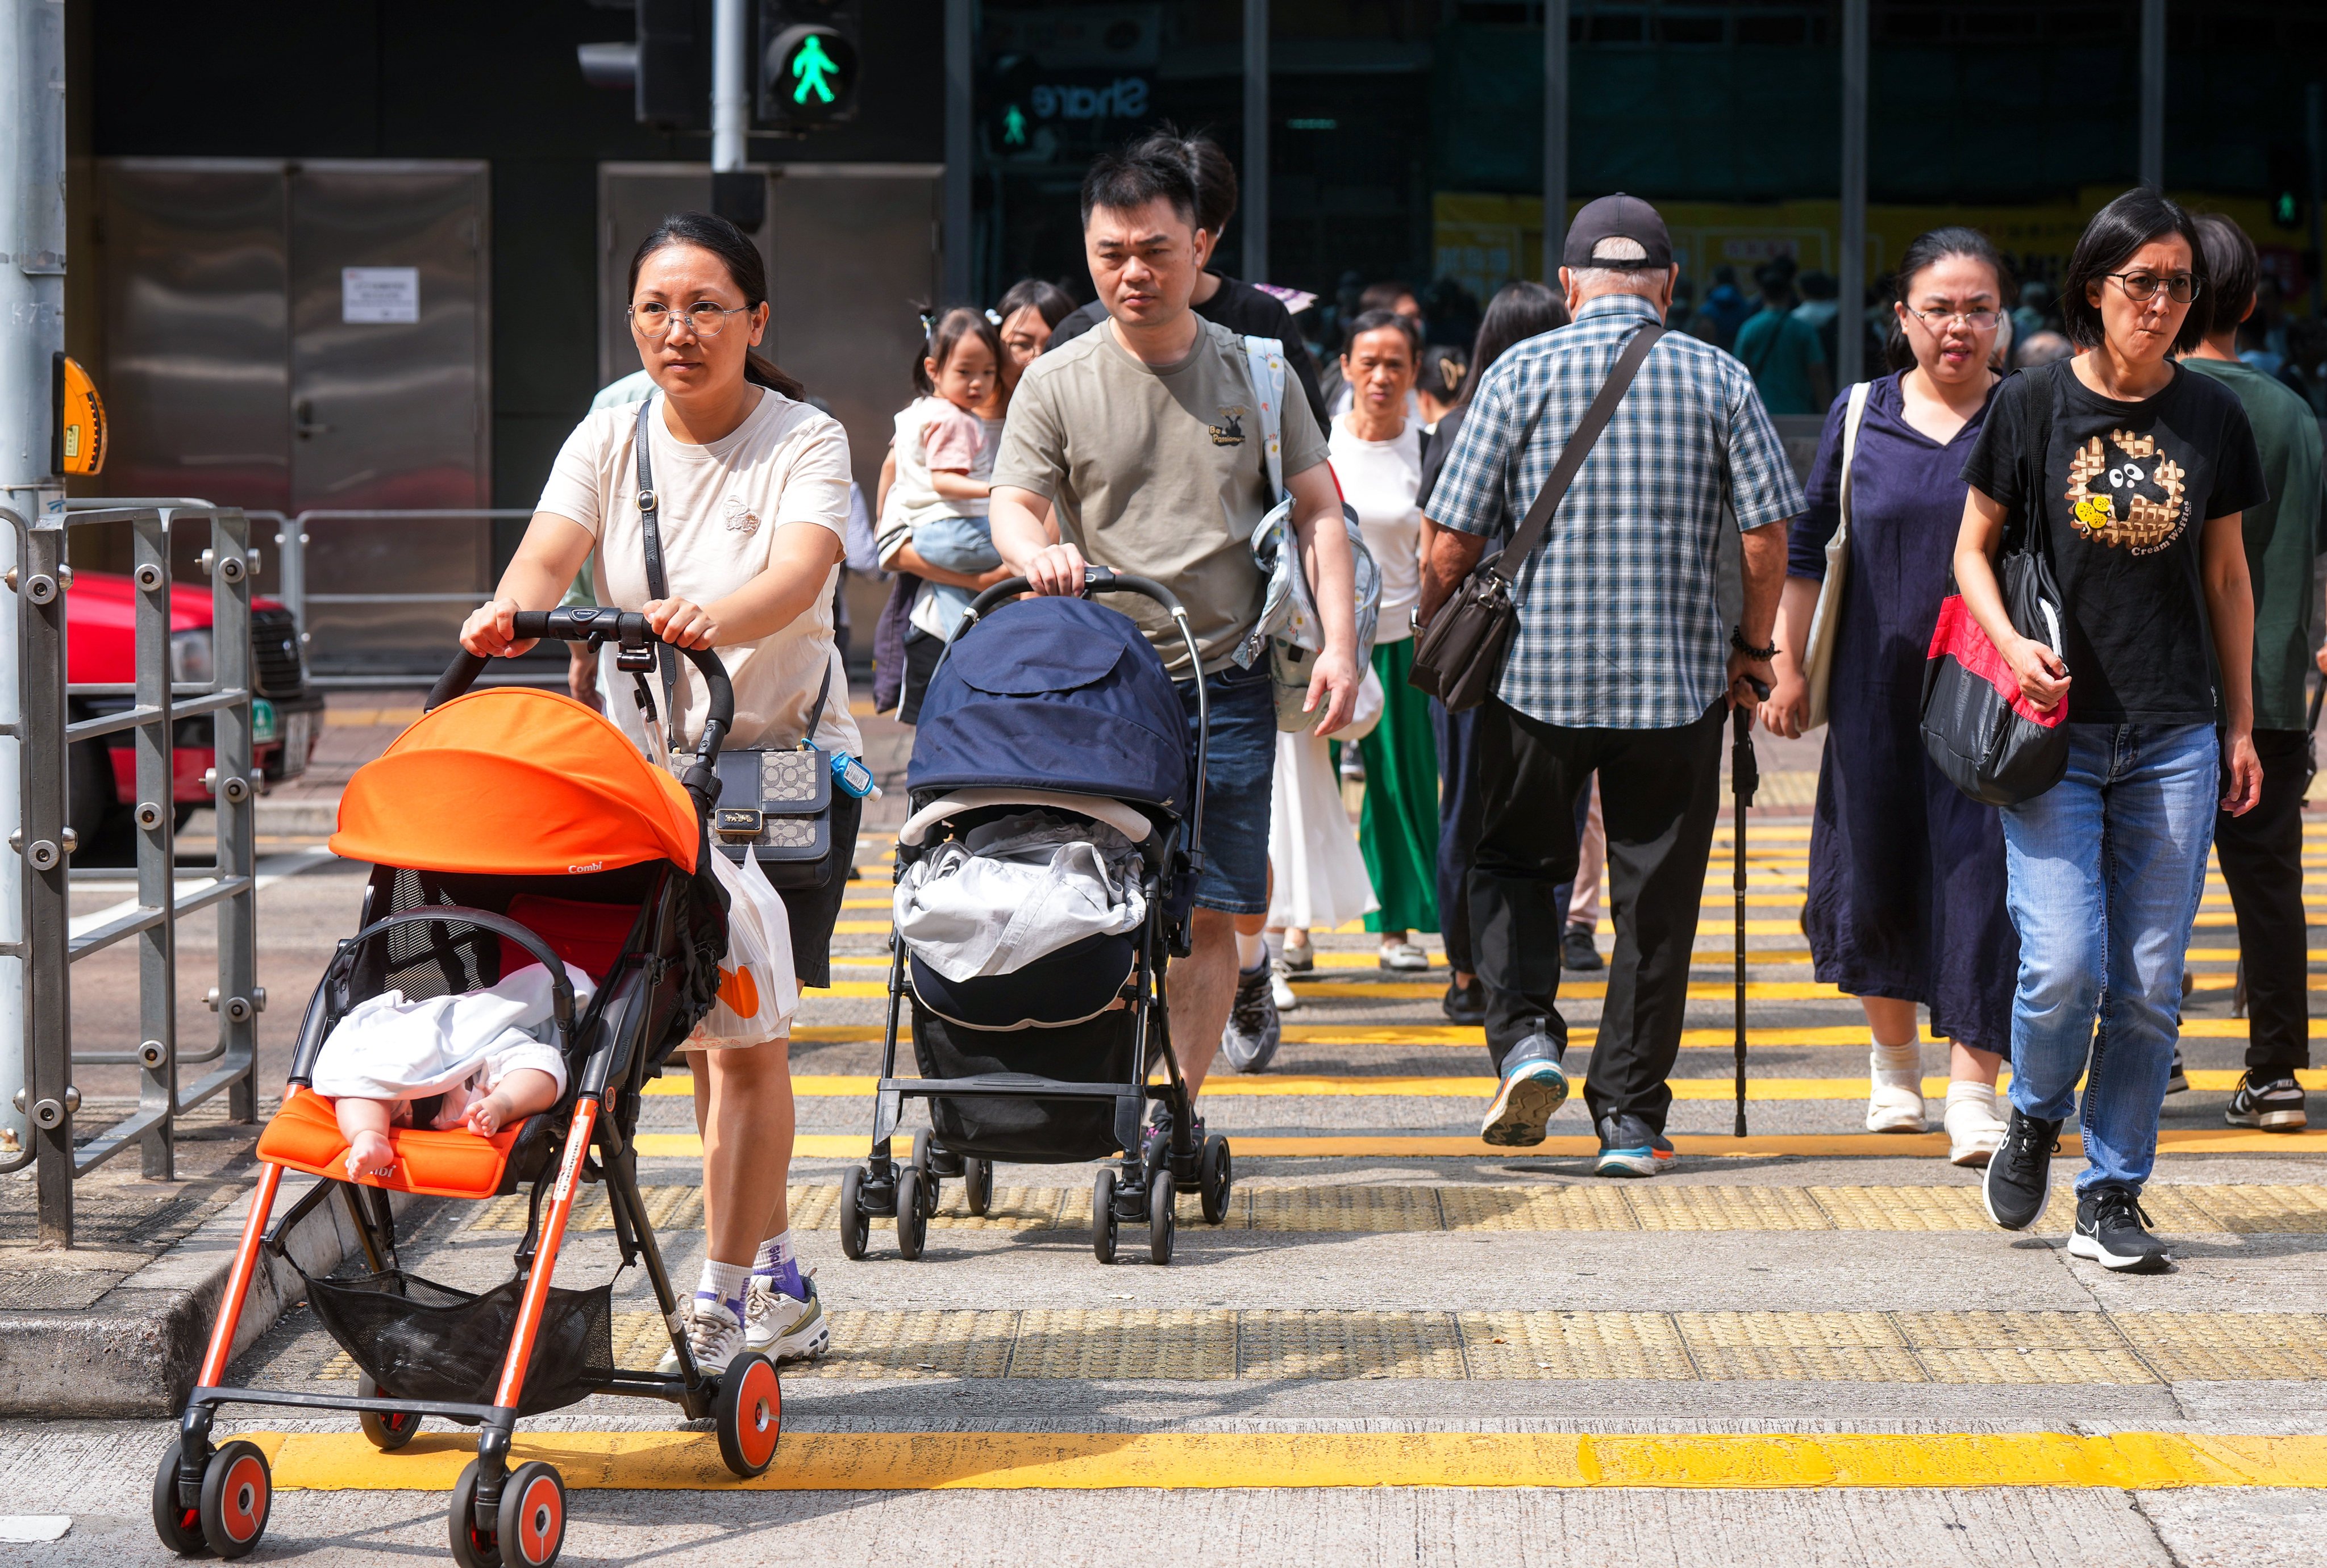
[2187,214,2327,1132]
[991,143,1359,1116]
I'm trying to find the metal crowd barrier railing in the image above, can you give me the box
[2,503,261,1247]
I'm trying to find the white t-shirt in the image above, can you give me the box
[1329,412,1423,636]
[538,389,863,758]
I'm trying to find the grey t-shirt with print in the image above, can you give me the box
[993,315,1331,674]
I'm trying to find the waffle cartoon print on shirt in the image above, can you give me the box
[2065,428,2188,554]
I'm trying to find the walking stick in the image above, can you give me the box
[1731,678,1770,1138]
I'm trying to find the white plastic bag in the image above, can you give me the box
[689,848,800,1048]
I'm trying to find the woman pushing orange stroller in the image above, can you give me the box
[152,609,774,1567]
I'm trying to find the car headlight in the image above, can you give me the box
[169,628,215,685]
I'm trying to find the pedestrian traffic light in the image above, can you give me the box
[757,1,859,130]
[576,1,712,129]
[2268,145,2307,231]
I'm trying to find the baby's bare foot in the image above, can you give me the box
[465,1094,512,1137]
[345,1129,396,1180]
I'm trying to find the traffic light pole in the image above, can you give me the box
[0,0,65,1175]
[711,0,748,176]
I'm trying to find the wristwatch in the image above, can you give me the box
[1730,627,1778,662]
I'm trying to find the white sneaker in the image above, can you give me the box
[1943,1093,2008,1168]
[1865,1050,1927,1133]
[1269,964,1299,1011]
[656,1296,744,1377]
[744,1273,831,1362]
[1379,941,1430,973]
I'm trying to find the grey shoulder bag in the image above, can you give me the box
[1409,324,1663,711]
[632,395,844,888]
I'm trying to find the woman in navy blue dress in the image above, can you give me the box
[1758,228,2020,1166]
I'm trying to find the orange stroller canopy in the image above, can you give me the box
[330,687,700,875]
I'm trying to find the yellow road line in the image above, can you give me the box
[246,1429,2327,1492]
[798,978,1851,1002]
[640,1068,2327,1099]
[639,1129,2327,1160]
[778,1020,2327,1049]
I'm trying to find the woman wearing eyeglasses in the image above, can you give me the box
[460,211,860,1372]
[1954,189,2267,1273]
[1759,227,2022,1168]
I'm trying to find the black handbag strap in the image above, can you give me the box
[1493,323,1664,586]
[632,395,680,727]
[634,394,836,756]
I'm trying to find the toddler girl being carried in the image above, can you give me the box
[876,307,1006,718]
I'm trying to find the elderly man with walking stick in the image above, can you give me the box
[1418,194,1804,1178]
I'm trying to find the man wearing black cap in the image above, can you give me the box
[1420,193,1804,1177]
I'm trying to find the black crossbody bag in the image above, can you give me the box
[632,395,844,889]
[1410,325,1663,711]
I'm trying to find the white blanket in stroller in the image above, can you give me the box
[310,961,594,1104]
[894,810,1146,982]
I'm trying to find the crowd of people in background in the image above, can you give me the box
[837,122,2324,1280]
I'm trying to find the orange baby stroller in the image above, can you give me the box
[152,610,771,1566]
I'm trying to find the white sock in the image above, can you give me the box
[1263,930,1285,964]
[696,1258,751,1317]
[1237,930,1266,971]
[752,1231,794,1274]
[1946,1080,2000,1115]
[1870,1038,1920,1077]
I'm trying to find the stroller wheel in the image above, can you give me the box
[498,1461,567,1567]
[909,1132,942,1219]
[1200,1135,1234,1225]
[838,1167,871,1261]
[198,1439,272,1561]
[150,1438,207,1557]
[359,1372,423,1450]
[714,1350,784,1478]
[963,1156,993,1217]
[1148,1172,1176,1263]
[895,1167,928,1260]
[1092,1169,1119,1263]
[449,1459,500,1568]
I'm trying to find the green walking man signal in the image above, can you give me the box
[790,32,839,104]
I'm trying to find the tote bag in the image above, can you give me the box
[1799,381,1871,731]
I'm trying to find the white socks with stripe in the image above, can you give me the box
[753,1230,804,1300]
[695,1258,751,1323]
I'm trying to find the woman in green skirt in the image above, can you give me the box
[1330,309,1441,970]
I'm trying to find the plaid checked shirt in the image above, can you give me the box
[1428,293,1806,729]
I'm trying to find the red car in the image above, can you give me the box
[66,572,326,840]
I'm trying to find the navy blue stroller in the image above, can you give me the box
[838,568,1230,1264]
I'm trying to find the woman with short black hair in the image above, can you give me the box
[1954,188,2269,1271]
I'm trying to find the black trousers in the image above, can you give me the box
[2216,727,2312,1073]
[1470,697,1725,1132]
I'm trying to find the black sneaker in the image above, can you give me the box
[2069,1185,2172,1273]
[1219,960,1281,1073]
[1982,1106,2062,1231]
[2226,1070,2308,1132]
[2166,1046,2189,1095]
[1561,923,1604,972]
[1442,975,1486,1024]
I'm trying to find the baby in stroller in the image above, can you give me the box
[309,960,596,1178]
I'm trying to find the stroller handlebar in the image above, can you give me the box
[426,609,738,810]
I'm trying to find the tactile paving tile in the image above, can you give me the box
[2180,1185,2327,1233]
[462,1183,703,1235]
[1673,1311,1917,1383]
[1629,1185,1834,1232]
[1893,1310,2157,1386]
[1008,1308,1237,1380]
[2118,1311,2327,1382]
[1804,1185,1993,1232]
[1244,1185,1443,1232]
[1239,1310,1466,1380]
[806,1309,1018,1380]
[1458,1311,1697,1381]
[1438,1184,1638,1232]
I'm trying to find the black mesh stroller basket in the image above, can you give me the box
[301,1267,614,1419]
[911,1003,1138,1161]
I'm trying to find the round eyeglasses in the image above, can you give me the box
[628,302,751,338]
[2103,272,2200,305]
[1906,305,2001,331]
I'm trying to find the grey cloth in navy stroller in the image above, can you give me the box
[836,569,1233,1265]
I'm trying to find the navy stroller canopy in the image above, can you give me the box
[908,596,1192,812]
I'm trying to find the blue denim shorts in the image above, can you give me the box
[1178,659,1276,916]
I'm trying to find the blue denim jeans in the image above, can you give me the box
[1176,659,1277,916]
[2000,723,2217,1194]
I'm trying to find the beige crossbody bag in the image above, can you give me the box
[1800,380,1871,731]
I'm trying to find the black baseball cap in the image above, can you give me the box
[1560,193,1674,272]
